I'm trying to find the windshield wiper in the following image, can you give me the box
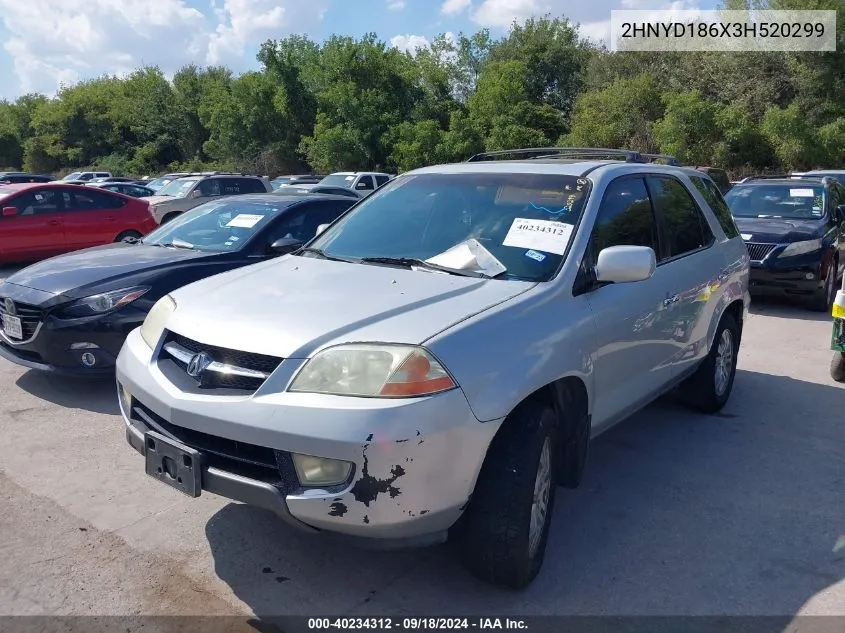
[297,247,357,263]
[359,256,492,279]
[165,238,195,250]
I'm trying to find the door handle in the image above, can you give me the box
[663,294,680,307]
[48,219,60,226]
[105,216,115,221]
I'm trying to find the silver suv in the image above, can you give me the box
[144,173,272,224]
[116,147,750,588]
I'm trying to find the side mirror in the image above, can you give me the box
[268,237,304,255]
[2,206,18,217]
[595,245,656,284]
[315,223,330,236]
[190,190,202,199]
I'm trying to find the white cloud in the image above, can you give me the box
[470,0,702,33]
[390,34,431,54]
[387,0,406,9]
[0,0,329,96]
[441,0,472,16]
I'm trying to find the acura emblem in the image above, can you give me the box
[4,298,14,316]
[186,352,213,378]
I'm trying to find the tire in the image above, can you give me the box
[831,352,845,383]
[808,258,837,312]
[457,400,558,589]
[161,212,181,225]
[114,230,142,243]
[678,312,740,414]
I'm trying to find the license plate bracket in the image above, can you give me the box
[2,314,22,339]
[144,431,202,497]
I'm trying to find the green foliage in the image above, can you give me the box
[3,10,844,178]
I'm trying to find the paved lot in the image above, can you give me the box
[0,261,843,620]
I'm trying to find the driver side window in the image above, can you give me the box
[591,177,660,260]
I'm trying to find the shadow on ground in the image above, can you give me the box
[15,370,119,415]
[204,370,845,620]
[749,296,834,323]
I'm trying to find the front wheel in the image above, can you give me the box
[808,258,837,312]
[456,400,558,589]
[160,212,181,225]
[679,313,740,414]
[831,352,845,383]
[114,230,142,243]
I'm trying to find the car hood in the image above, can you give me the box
[4,243,209,299]
[145,195,182,206]
[166,255,535,358]
[733,217,824,243]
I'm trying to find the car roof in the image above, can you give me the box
[406,160,701,180]
[736,178,825,186]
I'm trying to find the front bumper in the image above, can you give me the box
[116,329,501,545]
[0,303,144,375]
[748,253,827,298]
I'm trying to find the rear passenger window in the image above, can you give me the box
[592,177,660,257]
[647,176,713,258]
[239,178,267,194]
[374,175,390,187]
[691,176,739,238]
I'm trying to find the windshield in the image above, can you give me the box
[308,172,591,282]
[144,177,174,192]
[157,177,200,197]
[725,184,825,219]
[142,199,285,252]
[62,172,82,181]
[319,174,355,187]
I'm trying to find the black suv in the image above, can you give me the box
[724,175,845,311]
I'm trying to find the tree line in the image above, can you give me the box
[0,0,843,179]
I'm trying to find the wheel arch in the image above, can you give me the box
[481,375,591,490]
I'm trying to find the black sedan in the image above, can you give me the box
[87,181,156,198]
[0,193,355,374]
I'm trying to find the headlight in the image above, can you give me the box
[140,295,176,349]
[288,344,456,398]
[59,286,149,318]
[779,239,823,257]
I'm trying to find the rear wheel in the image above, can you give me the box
[808,258,837,312]
[114,230,141,243]
[457,400,558,589]
[831,352,845,383]
[679,313,740,414]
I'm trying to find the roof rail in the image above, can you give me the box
[176,171,253,178]
[465,146,679,166]
[738,174,820,183]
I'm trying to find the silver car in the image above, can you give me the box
[116,151,750,588]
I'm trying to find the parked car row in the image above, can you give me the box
[0,146,751,590]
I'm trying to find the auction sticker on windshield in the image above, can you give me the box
[226,214,264,228]
[790,188,815,197]
[503,218,574,255]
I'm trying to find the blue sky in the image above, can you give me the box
[0,0,718,99]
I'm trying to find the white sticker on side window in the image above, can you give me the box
[789,188,815,197]
[225,214,263,228]
[503,218,574,255]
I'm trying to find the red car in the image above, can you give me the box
[0,183,157,263]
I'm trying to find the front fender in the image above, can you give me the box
[427,290,596,423]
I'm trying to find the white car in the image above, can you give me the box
[319,172,393,195]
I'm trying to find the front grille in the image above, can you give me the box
[130,398,299,492]
[162,331,283,391]
[0,299,43,340]
[746,242,776,261]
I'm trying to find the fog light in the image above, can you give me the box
[806,272,815,280]
[81,352,96,367]
[118,382,132,414]
[292,453,353,486]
